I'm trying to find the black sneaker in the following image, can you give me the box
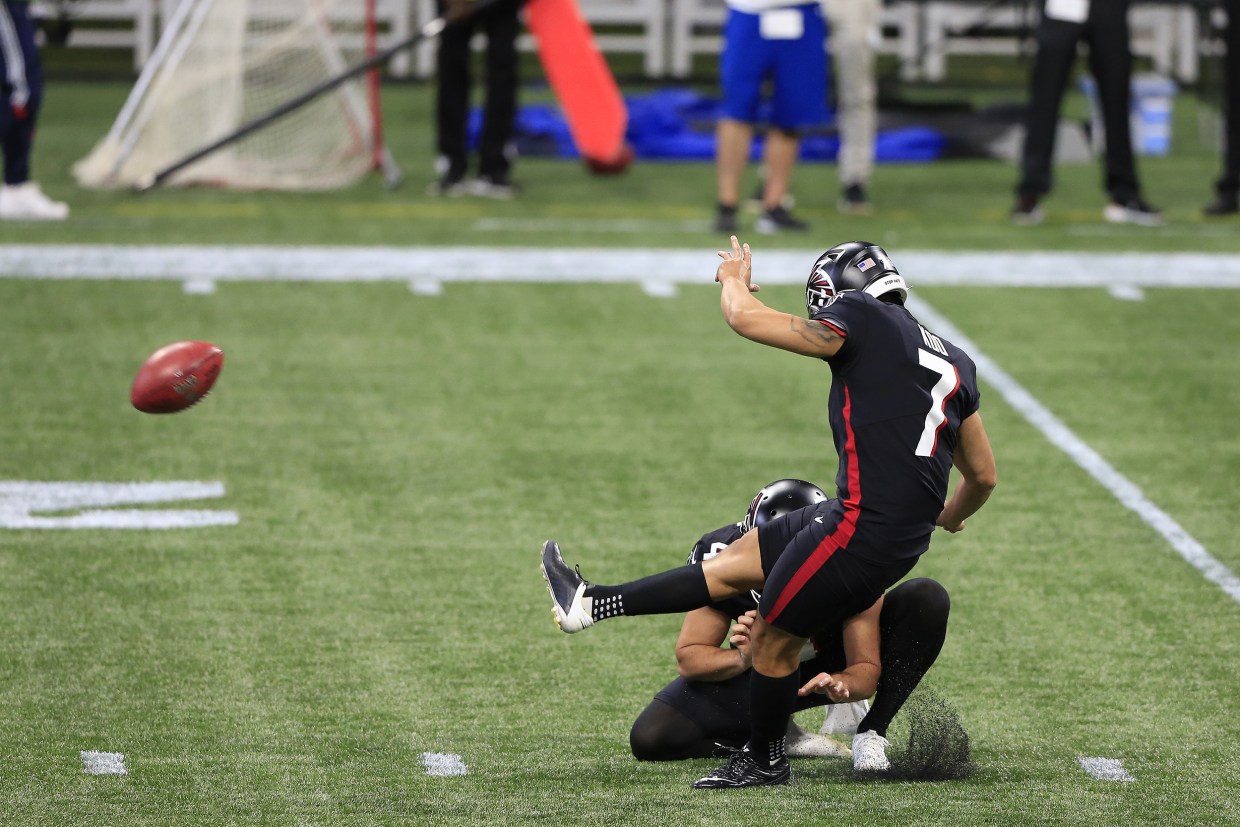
[539,541,594,633]
[692,748,792,789]
[838,183,872,215]
[1103,198,1163,226]
[754,205,808,234]
[1203,193,1239,217]
[1010,193,1044,226]
[471,174,520,200]
[715,203,738,233]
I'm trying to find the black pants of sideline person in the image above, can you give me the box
[1016,0,1141,204]
[1215,0,1240,203]
[434,0,521,185]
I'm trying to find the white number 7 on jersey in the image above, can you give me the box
[916,349,959,457]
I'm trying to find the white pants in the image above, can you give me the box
[822,0,880,187]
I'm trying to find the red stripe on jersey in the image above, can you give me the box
[817,319,847,337]
[765,385,862,624]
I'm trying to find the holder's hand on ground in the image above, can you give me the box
[798,671,851,703]
[716,236,758,292]
[729,609,757,669]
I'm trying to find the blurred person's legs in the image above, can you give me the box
[755,3,825,233]
[432,0,476,193]
[0,0,66,220]
[714,7,766,232]
[1084,0,1160,224]
[715,117,753,231]
[1013,15,1081,222]
[823,0,879,213]
[1207,0,1240,215]
[474,0,521,195]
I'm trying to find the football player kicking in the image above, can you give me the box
[628,480,951,774]
[542,238,996,788]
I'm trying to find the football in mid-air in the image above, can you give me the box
[130,340,224,414]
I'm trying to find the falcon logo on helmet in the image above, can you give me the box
[805,241,908,313]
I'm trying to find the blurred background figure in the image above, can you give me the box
[1205,0,1239,216]
[714,0,827,235]
[822,0,880,215]
[1011,0,1161,226]
[0,0,68,220]
[430,0,523,199]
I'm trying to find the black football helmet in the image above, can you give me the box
[806,241,908,313]
[742,479,828,533]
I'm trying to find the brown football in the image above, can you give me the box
[130,341,224,414]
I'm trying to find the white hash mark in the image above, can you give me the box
[1078,756,1135,782]
[421,752,467,777]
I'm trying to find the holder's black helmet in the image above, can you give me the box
[742,479,828,533]
[806,241,908,313]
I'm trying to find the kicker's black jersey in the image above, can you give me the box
[811,291,981,558]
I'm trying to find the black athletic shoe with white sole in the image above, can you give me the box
[540,540,594,633]
[692,748,792,789]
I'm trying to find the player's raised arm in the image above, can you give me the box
[715,236,844,359]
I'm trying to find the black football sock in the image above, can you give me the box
[584,564,710,622]
[859,578,951,737]
[747,669,799,767]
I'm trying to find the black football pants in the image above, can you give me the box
[1017,1,1140,203]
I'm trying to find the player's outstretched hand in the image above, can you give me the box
[716,235,758,293]
[798,671,851,703]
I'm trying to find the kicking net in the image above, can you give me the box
[74,0,390,190]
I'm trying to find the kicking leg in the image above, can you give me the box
[540,533,764,633]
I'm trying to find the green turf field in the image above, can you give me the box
[0,52,1238,826]
[0,277,1237,826]
[2,66,1239,251]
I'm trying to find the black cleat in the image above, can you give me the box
[692,748,792,789]
[539,540,594,633]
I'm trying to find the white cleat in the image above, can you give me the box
[539,540,594,633]
[0,182,69,220]
[852,730,891,772]
[821,699,870,736]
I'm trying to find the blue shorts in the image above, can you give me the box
[719,5,829,131]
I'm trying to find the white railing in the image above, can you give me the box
[38,0,1221,83]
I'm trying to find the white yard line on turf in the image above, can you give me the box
[4,245,1240,287]
[909,295,1240,606]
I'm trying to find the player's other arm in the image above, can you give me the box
[937,411,998,533]
[715,236,844,359]
[675,607,751,681]
[797,599,882,702]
